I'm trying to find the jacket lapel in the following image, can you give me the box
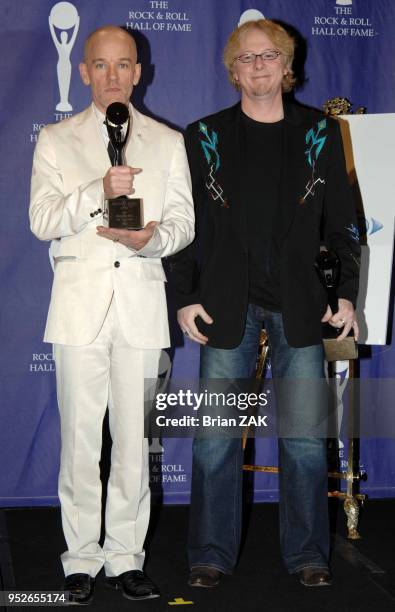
[223,105,247,246]
[208,103,247,248]
[71,105,110,178]
[278,101,310,244]
[72,104,145,173]
[125,105,145,165]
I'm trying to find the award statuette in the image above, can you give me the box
[105,102,143,229]
[315,251,358,362]
[323,96,366,117]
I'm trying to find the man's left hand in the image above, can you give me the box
[321,298,359,341]
[96,221,158,250]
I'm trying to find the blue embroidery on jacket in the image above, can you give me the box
[300,119,327,204]
[305,119,327,167]
[198,122,228,207]
[199,122,220,171]
[346,223,360,242]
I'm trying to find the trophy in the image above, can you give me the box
[323,97,366,117]
[315,251,358,362]
[49,2,80,112]
[105,102,143,229]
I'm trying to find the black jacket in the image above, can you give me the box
[168,101,360,349]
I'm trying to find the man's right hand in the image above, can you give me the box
[177,304,213,345]
[103,166,142,199]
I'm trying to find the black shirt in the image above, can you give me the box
[241,112,284,311]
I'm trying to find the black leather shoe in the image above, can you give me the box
[106,570,160,600]
[297,567,332,587]
[64,573,94,605]
[188,566,222,588]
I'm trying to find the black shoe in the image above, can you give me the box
[297,567,332,587]
[64,573,94,605]
[106,570,160,600]
[188,566,222,588]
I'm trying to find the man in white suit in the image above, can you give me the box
[30,25,194,605]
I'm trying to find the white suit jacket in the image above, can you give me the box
[30,104,194,348]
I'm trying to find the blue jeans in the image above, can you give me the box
[188,304,329,574]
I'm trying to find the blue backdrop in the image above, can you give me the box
[1,0,394,506]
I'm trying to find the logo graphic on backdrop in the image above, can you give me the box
[362,216,383,237]
[149,349,172,454]
[148,350,188,489]
[313,1,376,38]
[333,361,349,450]
[331,362,365,476]
[49,2,80,112]
[238,9,265,26]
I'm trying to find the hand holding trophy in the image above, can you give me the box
[315,251,358,361]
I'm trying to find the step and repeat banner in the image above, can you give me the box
[1,0,395,506]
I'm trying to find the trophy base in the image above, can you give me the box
[321,324,358,362]
[322,337,358,362]
[108,197,143,230]
[56,101,73,112]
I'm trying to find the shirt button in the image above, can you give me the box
[114,261,120,268]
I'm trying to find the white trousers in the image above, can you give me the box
[53,299,160,578]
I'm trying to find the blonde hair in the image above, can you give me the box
[223,19,296,92]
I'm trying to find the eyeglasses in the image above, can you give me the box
[234,50,281,64]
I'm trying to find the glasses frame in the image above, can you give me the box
[234,50,282,64]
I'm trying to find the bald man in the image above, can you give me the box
[30,26,194,604]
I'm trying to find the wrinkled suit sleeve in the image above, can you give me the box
[166,123,205,307]
[132,132,195,258]
[30,126,105,241]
